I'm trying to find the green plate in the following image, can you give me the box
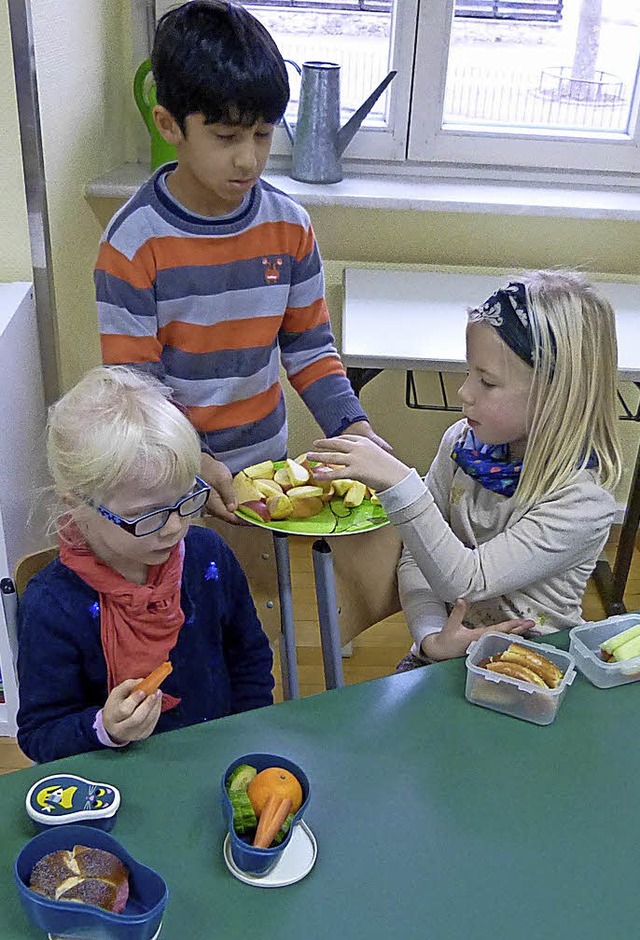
[234,461,389,537]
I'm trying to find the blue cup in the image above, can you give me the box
[221,752,310,877]
[15,825,168,939]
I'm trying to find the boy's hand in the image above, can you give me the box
[421,599,534,662]
[341,419,393,453]
[200,453,243,525]
[308,434,410,493]
[102,679,163,745]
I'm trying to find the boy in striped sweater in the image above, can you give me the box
[95,0,388,524]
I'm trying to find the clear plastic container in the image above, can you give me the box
[465,632,576,725]
[568,614,640,689]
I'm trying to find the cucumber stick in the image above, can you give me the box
[612,633,640,662]
[601,622,640,655]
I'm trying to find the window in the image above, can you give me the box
[149,1,640,176]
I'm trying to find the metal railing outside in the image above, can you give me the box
[445,65,628,131]
[247,0,563,20]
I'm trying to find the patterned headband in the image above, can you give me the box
[468,282,534,367]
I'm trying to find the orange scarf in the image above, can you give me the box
[58,522,184,712]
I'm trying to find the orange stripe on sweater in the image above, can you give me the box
[289,356,346,395]
[101,334,162,364]
[188,383,282,431]
[135,221,309,272]
[158,316,281,353]
[283,298,329,334]
[96,243,154,290]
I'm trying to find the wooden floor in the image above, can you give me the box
[1,526,637,774]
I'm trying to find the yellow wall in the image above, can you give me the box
[27,0,132,391]
[0,4,31,280]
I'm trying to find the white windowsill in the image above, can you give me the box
[85,162,640,221]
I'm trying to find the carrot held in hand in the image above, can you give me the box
[133,661,173,697]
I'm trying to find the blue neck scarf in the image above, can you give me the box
[451,430,522,497]
[452,429,597,498]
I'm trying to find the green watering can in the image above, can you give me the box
[133,59,177,170]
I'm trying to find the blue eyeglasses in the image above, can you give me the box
[89,477,211,537]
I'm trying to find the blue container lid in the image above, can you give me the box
[26,773,121,829]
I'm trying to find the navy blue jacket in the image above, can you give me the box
[17,526,274,763]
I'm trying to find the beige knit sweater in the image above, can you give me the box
[378,420,616,649]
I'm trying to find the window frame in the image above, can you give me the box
[407,0,640,174]
[140,1,640,179]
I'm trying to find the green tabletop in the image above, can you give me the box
[1,636,638,940]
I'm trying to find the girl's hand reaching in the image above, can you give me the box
[421,599,535,662]
[102,678,163,746]
[308,435,410,493]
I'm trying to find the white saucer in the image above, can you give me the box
[223,821,317,887]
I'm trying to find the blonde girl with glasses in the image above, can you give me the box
[309,271,622,668]
[17,366,273,762]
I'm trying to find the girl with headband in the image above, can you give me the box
[309,271,622,667]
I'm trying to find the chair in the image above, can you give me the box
[5,547,58,672]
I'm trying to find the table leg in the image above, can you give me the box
[272,533,299,700]
[311,538,345,689]
[346,366,383,398]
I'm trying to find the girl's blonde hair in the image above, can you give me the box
[512,270,621,506]
[47,366,201,518]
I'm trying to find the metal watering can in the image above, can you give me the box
[133,59,177,170]
[282,60,397,184]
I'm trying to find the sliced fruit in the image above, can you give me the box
[290,496,324,520]
[266,494,293,520]
[600,622,640,655]
[273,467,293,491]
[332,479,356,497]
[227,764,258,793]
[287,485,324,500]
[233,471,263,505]
[241,500,271,522]
[254,479,284,499]
[244,460,275,480]
[285,457,310,486]
[370,491,381,505]
[344,480,367,508]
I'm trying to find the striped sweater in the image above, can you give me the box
[95,167,367,472]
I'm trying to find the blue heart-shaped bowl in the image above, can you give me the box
[221,753,310,877]
[15,825,168,939]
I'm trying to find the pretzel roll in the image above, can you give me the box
[502,643,563,689]
[485,661,547,687]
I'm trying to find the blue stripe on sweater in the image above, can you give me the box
[163,344,277,381]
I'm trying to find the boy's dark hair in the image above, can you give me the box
[152,0,289,132]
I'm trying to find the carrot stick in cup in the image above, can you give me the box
[253,798,292,849]
[253,793,278,848]
[133,661,173,696]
